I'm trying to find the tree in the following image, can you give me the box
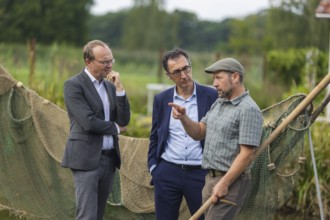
[265,0,329,50]
[87,11,127,48]
[228,13,267,54]
[0,0,93,45]
[121,1,170,50]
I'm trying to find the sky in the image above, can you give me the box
[90,0,270,22]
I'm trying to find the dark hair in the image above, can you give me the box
[162,48,191,73]
[83,40,109,61]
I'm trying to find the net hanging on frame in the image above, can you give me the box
[0,64,325,219]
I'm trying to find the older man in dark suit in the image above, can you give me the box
[62,40,130,220]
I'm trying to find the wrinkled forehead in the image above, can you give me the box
[93,45,113,59]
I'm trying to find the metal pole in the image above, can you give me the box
[308,129,325,220]
[327,29,330,121]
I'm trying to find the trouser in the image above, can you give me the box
[202,171,251,220]
[152,159,207,220]
[72,153,116,220]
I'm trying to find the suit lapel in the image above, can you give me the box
[196,84,207,121]
[80,71,104,112]
[104,82,115,115]
[163,88,174,133]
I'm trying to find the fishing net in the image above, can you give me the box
[238,93,311,219]
[0,65,190,220]
[0,64,312,219]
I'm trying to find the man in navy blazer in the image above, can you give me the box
[148,48,218,220]
[62,40,130,220]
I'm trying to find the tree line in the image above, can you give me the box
[0,0,329,54]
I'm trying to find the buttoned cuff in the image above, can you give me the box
[116,90,125,96]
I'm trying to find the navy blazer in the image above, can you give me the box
[148,82,218,170]
[61,70,130,170]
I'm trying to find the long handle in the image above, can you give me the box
[189,198,237,220]
[190,73,330,220]
[254,73,330,159]
[189,198,212,220]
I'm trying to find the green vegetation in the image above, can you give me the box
[284,122,330,218]
[0,0,93,45]
[1,0,329,53]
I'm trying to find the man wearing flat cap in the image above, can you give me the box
[169,58,263,219]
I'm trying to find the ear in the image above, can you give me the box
[232,72,240,82]
[85,59,92,66]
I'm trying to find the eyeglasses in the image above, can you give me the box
[168,65,191,77]
[93,58,115,66]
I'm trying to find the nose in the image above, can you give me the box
[180,71,189,78]
[213,79,218,87]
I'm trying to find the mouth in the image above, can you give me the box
[180,79,191,84]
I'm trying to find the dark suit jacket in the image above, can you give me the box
[147,82,218,170]
[61,70,130,170]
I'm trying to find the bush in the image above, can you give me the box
[266,48,328,90]
[286,122,330,219]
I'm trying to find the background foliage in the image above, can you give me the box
[0,0,93,45]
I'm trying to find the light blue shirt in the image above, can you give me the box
[85,68,123,150]
[161,83,203,165]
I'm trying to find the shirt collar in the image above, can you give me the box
[173,82,197,100]
[221,90,249,105]
[85,68,103,85]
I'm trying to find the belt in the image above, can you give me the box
[164,160,202,171]
[208,169,227,177]
[208,169,251,177]
[101,149,116,157]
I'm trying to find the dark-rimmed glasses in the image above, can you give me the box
[93,58,115,66]
[168,65,191,77]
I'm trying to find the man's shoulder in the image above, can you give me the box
[241,94,259,106]
[65,71,83,81]
[65,71,86,84]
[196,83,214,90]
[196,83,218,97]
[155,86,174,98]
[239,95,262,117]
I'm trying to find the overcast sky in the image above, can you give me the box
[90,0,270,22]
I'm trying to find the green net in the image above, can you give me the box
[238,93,311,219]
[0,65,190,220]
[0,64,311,219]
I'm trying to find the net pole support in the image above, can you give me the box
[254,73,330,159]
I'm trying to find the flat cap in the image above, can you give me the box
[204,58,244,75]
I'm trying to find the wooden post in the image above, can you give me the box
[158,48,164,83]
[27,38,36,88]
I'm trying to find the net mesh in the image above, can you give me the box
[0,65,311,219]
[238,93,311,219]
[0,65,190,220]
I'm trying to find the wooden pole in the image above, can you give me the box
[27,38,36,88]
[254,72,330,159]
